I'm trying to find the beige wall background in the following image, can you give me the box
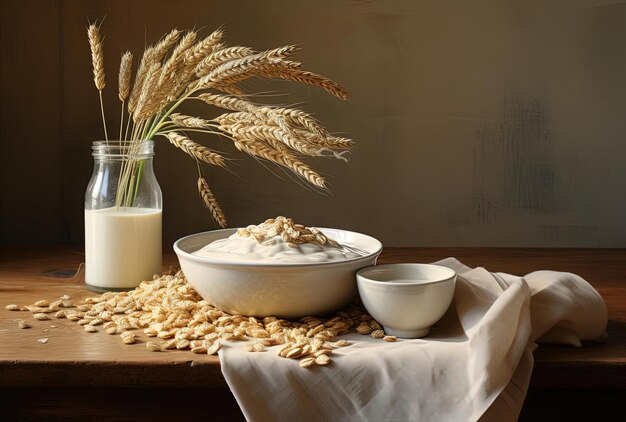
[2,0,626,247]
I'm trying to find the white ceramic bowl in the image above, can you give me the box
[356,263,456,338]
[174,228,383,319]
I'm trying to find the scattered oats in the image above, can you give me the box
[157,330,175,339]
[144,328,158,337]
[286,347,302,359]
[220,332,236,341]
[314,349,332,357]
[50,325,58,328]
[162,339,178,350]
[37,337,49,344]
[333,339,350,347]
[20,267,386,369]
[299,357,316,368]
[191,345,208,354]
[17,320,30,329]
[33,313,49,321]
[5,304,20,311]
[146,341,163,352]
[176,339,190,350]
[121,332,136,344]
[206,340,221,355]
[369,320,383,331]
[314,354,331,366]
[383,335,397,342]
[253,342,266,352]
[356,323,372,335]
[190,340,204,349]
[371,330,385,339]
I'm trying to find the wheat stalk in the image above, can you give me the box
[169,113,215,129]
[133,63,162,121]
[87,23,108,142]
[198,176,227,228]
[228,124,324,157]
[118,52,133,102]
[153,29,182,62]
[128,46,156,114]
[256,106,326,136]
[231,135,326,188]
[196,93,255,112]
[165,132,226,167]
[88,24,106,91]
[118,51,133,141]
[194,45,299,90]
[185,29,224,68]
[264,68,349,100]
[88,24,351,221]
[195,46,254,77]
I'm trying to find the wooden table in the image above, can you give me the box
[1,248,625,420]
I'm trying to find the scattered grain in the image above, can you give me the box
[314,354,331,366]
[371,330,385,339]
[146,341,163,352]
[299,357,315,368]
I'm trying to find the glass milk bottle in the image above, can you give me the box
[84,140,162,292]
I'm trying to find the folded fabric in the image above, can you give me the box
[219,258,607,422]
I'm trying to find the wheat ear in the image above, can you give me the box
[128,46,156,114]
[264,68,349,100]
[165,132,226,167]
[153,29,182,62]
[195,46,254,77]
[169,113,215,129]
[88,23,108,142]
[231,136,326,188]
[185,29,224,68]
[198,176,227,228]
[118,51,133,141]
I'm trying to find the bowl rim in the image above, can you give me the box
[357,263,457,286]
[173,227,383,268]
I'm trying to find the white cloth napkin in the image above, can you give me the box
[219,258,607,422]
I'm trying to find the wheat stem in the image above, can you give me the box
[119,101,125,143]
[98,91,109,143]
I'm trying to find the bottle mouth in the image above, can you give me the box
[92,140,155,159]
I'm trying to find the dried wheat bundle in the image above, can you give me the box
[87,24,352,227]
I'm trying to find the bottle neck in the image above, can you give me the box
[92,140,155,161]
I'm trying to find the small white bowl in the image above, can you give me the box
[174,228,383,319]
[356,263,456,338]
